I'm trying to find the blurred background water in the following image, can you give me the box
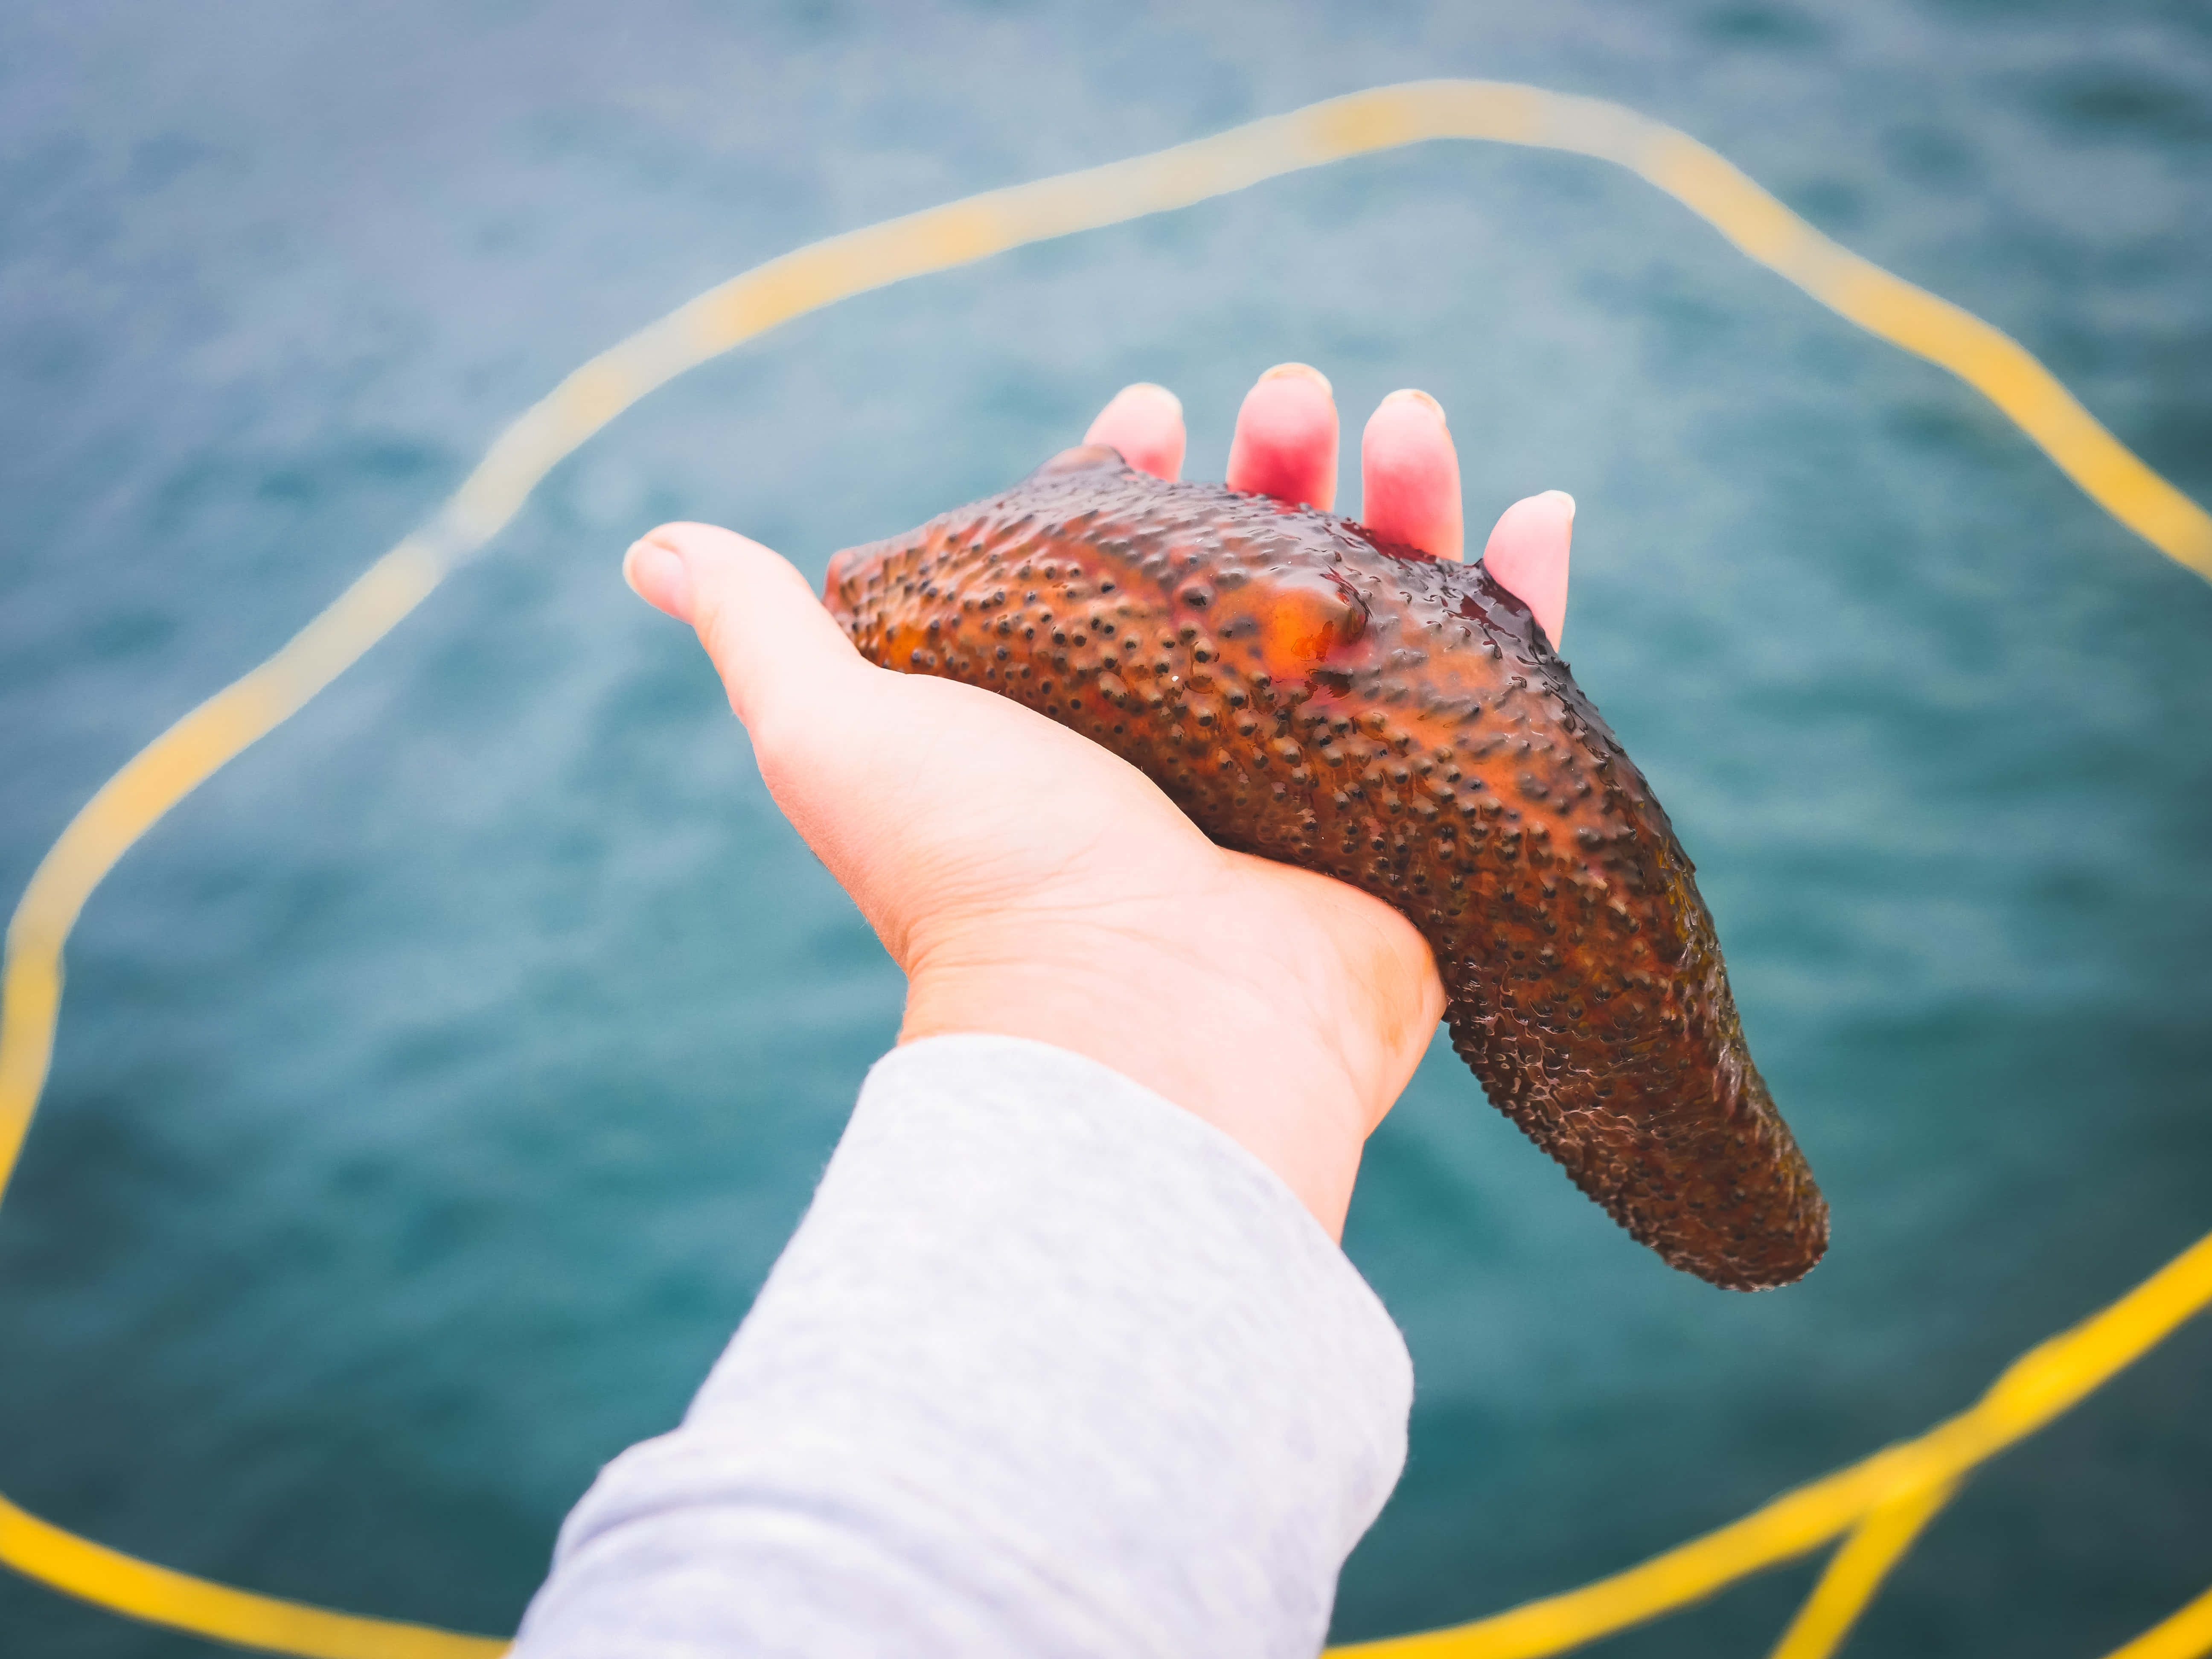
[2,2,2209,1654]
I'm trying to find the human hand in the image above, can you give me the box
[623,366,1574,1238]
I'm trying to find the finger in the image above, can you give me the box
[1083,382,1186,480]
[1359,389,1464,561]
[624,521,874,734]
[1225,362,1339,510]
[1479,492,1575,648]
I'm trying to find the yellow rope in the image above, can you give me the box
[1332,1227,2212,1657]
[2102,1584,2212,1659]
[1,78,2206,1658]
[0,1495,503,1659]
[1764,1481,1958,1659]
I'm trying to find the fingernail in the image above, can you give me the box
[1120,381,1182,415]
[1382,387,1447,426]
[1260,361,1332,395]
[1545,490,1577,521]
[623,536,693,622]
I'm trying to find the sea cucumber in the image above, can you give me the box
[824,445,1828,1289]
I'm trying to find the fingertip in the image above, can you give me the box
[623,536,694,621]
[1380,386,1445,425]
[1360,389,1464,562]
[632,520,778,606]
[623,526,707,623]
[1084,381,1187,480]
[1260,361,1332,396]
[623,521,868,727]
[1120,381,1182,419]
[1480,492,1575,649]
[1228,363,1339,510]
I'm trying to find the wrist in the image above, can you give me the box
[898,948,1378,1239]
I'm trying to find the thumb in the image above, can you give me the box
[624,521,875,736]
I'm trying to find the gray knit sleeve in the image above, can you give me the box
[512,1033,1412,1659]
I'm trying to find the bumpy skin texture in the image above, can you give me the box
[825,448,1828,1289]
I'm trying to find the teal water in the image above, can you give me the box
[2,3,2209,1654]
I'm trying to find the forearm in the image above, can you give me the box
[512,1035,1412,1659]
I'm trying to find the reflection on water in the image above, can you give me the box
[0,3,2207,1654]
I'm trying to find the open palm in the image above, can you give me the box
[624,366,1574,1235]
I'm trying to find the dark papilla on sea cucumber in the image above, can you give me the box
[824,445,1828,1289]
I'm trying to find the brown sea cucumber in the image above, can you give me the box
[824,446,1827,1289]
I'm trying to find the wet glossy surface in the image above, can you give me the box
[831,448,1827,1288]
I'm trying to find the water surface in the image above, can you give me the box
[1,3,2208,1654]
